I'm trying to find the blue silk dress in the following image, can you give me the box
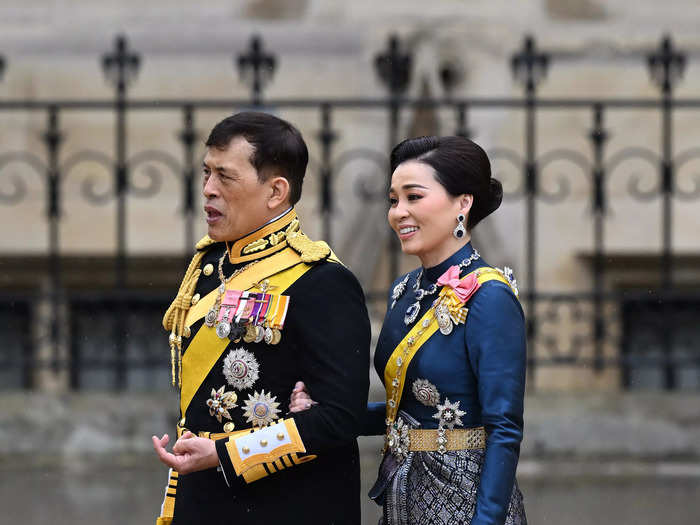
[366,242,527,525]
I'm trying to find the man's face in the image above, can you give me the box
[202,136,271,241]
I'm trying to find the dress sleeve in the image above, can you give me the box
[465,281,526,525]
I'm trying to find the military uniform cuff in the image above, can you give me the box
[215,419,308,484]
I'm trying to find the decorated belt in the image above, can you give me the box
[408,427,485,452]
[386,416,485,461]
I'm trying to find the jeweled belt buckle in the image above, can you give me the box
[385,417,411,462]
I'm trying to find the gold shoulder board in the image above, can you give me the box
[286,232,331,263]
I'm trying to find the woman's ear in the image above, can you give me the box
[459,194,474,215]
[267,176,291,209]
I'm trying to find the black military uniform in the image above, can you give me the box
[157,208,370,525]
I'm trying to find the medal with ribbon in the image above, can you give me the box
[433,265,480,335]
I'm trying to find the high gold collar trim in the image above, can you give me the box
[227,209,300,264]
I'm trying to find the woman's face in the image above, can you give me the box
[388,160,472,267]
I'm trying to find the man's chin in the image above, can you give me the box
[207,226,224,242]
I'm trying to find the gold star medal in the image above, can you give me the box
[243,390,281,428]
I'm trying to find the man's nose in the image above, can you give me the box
[203,175,218,199]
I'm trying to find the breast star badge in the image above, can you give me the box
[412,379,441,407]
[222,348,259,391]
[432,398,466,430]
[242,390,281,428]
[206,386,238,423]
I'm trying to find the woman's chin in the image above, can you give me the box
[398,239,421,256]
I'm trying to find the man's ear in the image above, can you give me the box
[267,176,291,209]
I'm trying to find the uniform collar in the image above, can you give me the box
[423,242,475,283]
[226,208,300,264]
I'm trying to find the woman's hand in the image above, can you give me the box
[289,381,318,413]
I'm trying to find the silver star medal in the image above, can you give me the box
[433,398,466,430]
[222,348,259,391]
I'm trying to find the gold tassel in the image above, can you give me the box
[163,249,208,388]
[169,331,177,387]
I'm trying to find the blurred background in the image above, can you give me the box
[1,1,699,523]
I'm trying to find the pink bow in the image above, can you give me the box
[437,265,480,303]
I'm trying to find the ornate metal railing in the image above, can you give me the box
[1,34,699,390]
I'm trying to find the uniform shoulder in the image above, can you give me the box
[287,231,331,263]
[301,255,361,287]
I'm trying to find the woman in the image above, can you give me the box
[291,136,526,525]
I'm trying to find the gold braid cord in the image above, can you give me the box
[162,235,215,387]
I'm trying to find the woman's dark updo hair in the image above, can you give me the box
[390,136,503,230]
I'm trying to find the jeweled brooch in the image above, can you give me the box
[386,417,411,461]
[242,390,281,428]
[412,379,440,407]
[390,273,410,309]
[222,348,259,391]
[433,398,466,430]
[206,386,238,423]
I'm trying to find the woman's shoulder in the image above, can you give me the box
[467,267,522,317]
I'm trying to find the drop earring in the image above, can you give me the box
[453,214,466,239]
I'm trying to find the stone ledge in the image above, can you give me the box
[1,391,698,465]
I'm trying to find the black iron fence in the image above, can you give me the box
[1,34,699,391]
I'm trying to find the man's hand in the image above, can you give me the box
[152,432,220,475]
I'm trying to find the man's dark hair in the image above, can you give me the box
[390,135,503,230]
[205,112,308,204]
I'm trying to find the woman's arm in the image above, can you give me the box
[465,281,526,525]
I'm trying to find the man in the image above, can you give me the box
[152,112,370,525]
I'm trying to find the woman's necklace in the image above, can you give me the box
[401,250,481,326]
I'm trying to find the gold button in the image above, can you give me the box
[191,293,200,305]
[223,422,235,433]
[183,326,191,338]
[242,446,250,454]
[203,263,214,276]
[259,439,268,447]
[179,417,186,427]
[277,433,285,441]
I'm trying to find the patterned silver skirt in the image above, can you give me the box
[380,449,526,525]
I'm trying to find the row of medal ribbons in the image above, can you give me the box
[209,290,290,345]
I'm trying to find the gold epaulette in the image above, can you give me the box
[286,231,331,263]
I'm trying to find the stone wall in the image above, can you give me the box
[1,0,699,391]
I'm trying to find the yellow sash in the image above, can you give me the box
[180,248,315,417]
[384,268,515,424]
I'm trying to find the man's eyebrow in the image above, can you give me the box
[202,161,232,174]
